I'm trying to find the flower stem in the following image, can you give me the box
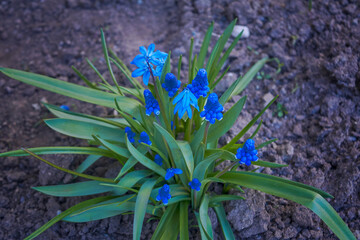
[202,122,210,147]
[185,108,195,141]
[214,161,238,178]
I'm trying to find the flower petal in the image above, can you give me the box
[132,68,146,78]
[139,46,147,55]
[148,43,155,54]
[143,71,150,85]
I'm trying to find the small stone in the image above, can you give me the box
[263,92,275,107]
[232,25,250,38]
[283,225,298,239]
[32,103,41,111]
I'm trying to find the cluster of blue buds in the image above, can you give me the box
[236,139,258,166]
[162,73,181,97]
[131,43,167,85]
[154,154,163,166]
[200,93,224,124]
[188,69,210,98]
[144,89,160,116]
[188,178,201,191]
[125,127,136,143]
[173,88,199,119]
[156,184,171,205]
[165,168,183,180]
[60,105,70,111]
[139,131,152,145]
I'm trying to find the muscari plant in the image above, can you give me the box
[0,20,355,240]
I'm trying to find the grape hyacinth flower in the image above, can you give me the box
[131,43,167,85]
[165,168,183,180]
[125,127,136,143]
[200,93,224,124]
[162,73,181,97]
[173,88,199,119]
[188,178,201,191]
[154,154,163,166]
[236,139,258,166]
[188,69,210,98]
[156,184,171,205]
[144,89,160,116]
[60,105,70,111]
[139,131,152,145]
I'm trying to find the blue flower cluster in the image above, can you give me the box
[236,139,258,166]
[188,178,201,191]
[144,89,160,116]
[139,131,152,145]
[162,73,181,97]
[165,168,183,180]
[154,154,163,166]
[173,88,199,119]
[131,44,167,85]
[188,69,210,98]
[200,93,224,124]
[156,184,171,205]
[125,127,136,143]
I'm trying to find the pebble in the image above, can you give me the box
[262,92,275,106]
[32,103,41,111]
[232,25,250,38]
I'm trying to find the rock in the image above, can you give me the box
[292,206,314,228]
[263,92,275,107]
[215,72,238,93]
[226,189,270,238]
[232,25,250,38]
[324,53,358,88]
[283,225,298,239]
[31,103,41,111]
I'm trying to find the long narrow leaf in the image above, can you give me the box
[213,203,235,240]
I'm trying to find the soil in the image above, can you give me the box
[0,0,359,239]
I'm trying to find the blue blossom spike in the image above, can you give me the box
[188,69,210,98]
[200,93,224,124]
[144,89,160,116]
[125,127,136,143]
[162,73,181,97]
[60,105,70,111]
[154,154,163,166]
[165,168,183,180]
[139,131,152,145]
[236,139,258,166]
[156,184,171,205]
[173,88,199,119]
[189,178,201,191]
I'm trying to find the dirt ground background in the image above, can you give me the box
[0,0,359,239]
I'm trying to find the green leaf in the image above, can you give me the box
[44,103,127,129]
[197,22,214,69]
[199,194,213,239]
[224,95,278,150]
[252,160,288,168]
[126,137,166,178]
[113,170,153,195]
[154,123,189,183]
[193,152,222,181]
[134,178,158,240]
[220,171,355,240]
[32,181,115,197]
[190,122,206,153]
[213,203,235,240]
[115,145,148,180]
[24,196,117,240]
[0,68,141,118]
[188,37,194,83]
[179,201,190,240]
[208,96,247,143]
[74,154,102,175]
[0,146,113,158]
[71,66,99,90]
[44,119,125,142]
[178,141,194,179]
[95,137,130,158]
[210,194,244,204]
[151,204,178,240]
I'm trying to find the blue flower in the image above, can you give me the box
[165,168,183,180]
[60,105,70,111]
[173,88,199,119]
[188,178,201,191]
[144,89,160,116]
[154,154,163,166]
[131,44,167,85]
[153,56,167,77]
[125,127,136,143]
[188,69,210,98]
[162,73,181,97]
[131,59,153,85]
[139,131,151,145]
[200,93,224,124]
[236,139,258,166]
[156,184,171,205]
